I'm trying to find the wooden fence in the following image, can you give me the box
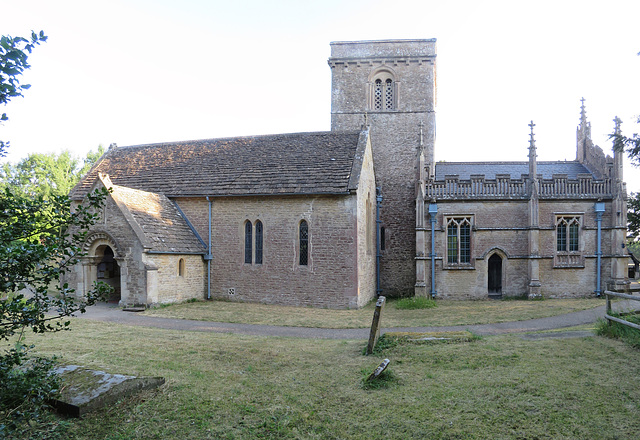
[604,290,640,331]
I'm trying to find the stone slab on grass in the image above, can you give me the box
[52,365,164,417]
[385,330,475,343]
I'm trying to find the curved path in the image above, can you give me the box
[76,300,640,340]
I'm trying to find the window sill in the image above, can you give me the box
[443,265,475,270]
[554,253,584,268]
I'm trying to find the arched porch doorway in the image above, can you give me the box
[96,245,121,303]
[82,233,124,304]
[488,253,503,298]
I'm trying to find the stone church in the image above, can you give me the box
[66,39,628,308]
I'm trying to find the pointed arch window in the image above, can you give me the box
[178,258,186,277]
[556,216,580,252]
[446,217,472,266]
[255,220,263,265]
[244,221,252,264]
[299,220,309,266]
[555,215,583,268]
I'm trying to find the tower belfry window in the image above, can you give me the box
[369,69,397,111]
[374,79,383,110]
[385,79,394,109]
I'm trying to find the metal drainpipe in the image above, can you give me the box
[376,187,382,296]
[595,202,605,296]
[205,197,213,299]
[428,203,438,298]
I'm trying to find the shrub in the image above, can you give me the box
[0,346,68,440]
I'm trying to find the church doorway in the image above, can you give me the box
[96,246,121,303]
[488,253,502,298]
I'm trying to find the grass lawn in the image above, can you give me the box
[142,297,604,328]
[22,318,640,439]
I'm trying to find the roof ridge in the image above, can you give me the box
[436,160,583,165]
[116,130,362,150]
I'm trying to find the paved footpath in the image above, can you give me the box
[76,299,640,340]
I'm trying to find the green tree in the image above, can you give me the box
[628,192,640,241]
[1,145,105,197]
[0,32,110,438]
[613,118,640,240]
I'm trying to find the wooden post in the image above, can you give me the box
[366,296,386,355]
[606,292,612,327]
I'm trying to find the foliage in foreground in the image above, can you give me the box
[0,188,111,341]
[0,186,111,439]
[0,31,47,155]
[0,350,70,440]
[595,313,640,348]
[1,30,111,438]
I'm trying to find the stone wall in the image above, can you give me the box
[176,193,373,309]
[329,39,437,297]
[426,198,624,298]
[146,254,206,303]
[355,135,377,307]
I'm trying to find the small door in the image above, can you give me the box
[488,254,502,296]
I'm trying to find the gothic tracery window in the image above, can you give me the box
[446,217,472,265]
[556,216,580,252]
[554,215,583,268]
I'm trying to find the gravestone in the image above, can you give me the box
[366,358,390,381]
[51,365,165,417]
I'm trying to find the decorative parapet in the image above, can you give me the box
[426,173,612,200]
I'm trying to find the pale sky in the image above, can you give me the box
[1,0,639,191]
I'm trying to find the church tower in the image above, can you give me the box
[328,40,437,296]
